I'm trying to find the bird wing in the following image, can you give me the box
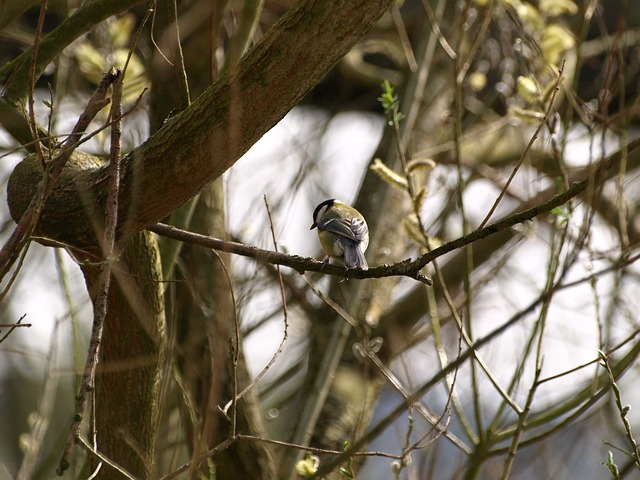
[317,217,368,243]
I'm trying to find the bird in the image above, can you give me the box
[310,199,369,270]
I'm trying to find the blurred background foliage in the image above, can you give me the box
[1,0,640,479]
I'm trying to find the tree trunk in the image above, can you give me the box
[82,232,166,479]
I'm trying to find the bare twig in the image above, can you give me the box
[600,352,640,471]
[0,244,30,302]
[236,434,403,460]
[362,344,469,454]
[17,314,60,480]
[301,275,359,330]
[420,0,456,60]
[27,0,48,170]
[410,133,640,272]
[538,328,640,385]
[409,335,463,452]
[478,61,566,230]
[149,222,432,284]
[57,67,123,476]
[0,314,30,344]
[0,69,120,285]
[158,438,236,480]
[221,196,289,415]
[209,249,239,438]
[76,435,137,480]
[168,0,191,107]
[390,4,418,71]
[149,130,640,286]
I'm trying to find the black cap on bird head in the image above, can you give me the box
[310,199,336,229]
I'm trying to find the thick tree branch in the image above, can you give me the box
[7,0,395,248]
[1,69,120,282]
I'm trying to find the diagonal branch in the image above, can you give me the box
[148,223,432,284]
[150,133,640,285]
[411,134,640,272]
[7,0,396,250]
[0,69,120,283]
[57,67,124,476]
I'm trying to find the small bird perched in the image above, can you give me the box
[310,199,369,270]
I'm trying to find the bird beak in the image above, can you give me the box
[310,222,317,230]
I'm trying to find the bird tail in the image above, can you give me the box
[344,243,368,270]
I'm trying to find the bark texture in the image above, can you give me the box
[7,0,395,248]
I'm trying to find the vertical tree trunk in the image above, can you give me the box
[83,232,166,479]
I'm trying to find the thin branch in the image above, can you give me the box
[0,69,120,284]
[363,344,470,454]
[410,133,640,272]
[149,222,432,284]
[221,196,289,415]
[75,435,137,480]
[300,275,359,330]
[158,438,236,480]
[600,351,640,471]
[236,434,403,460]
[0,243,31,303]
[209,249,240,438]
[17,314,60,480]
[538,328,640,385]
[150,130,640,287]
[390,4,418,71]
[27,0,48,170]
[420,0,456,60]
[478,61,565,230]
[168,0,190,107]
[57,68,123,476]
[0,314,30,345]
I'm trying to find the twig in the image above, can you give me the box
[57,67,123,476]
[158,438,236,480]
[362,344,468,454]
[209,248,240,438]
[221,196,289,415]
[0,69,120,284]
[538,328,640,385]
[236,434,403,460]
[478,61,566,230]
[500,363,543,480]
[168,0,190,106]
[17,314,60,480]
[600,352,640,471]
[75,435,137,480]
[390,4,418,71]
[0,314,30,345]
[149,122,640,287]
[420,0,456,60]
[300,275,359,330]
[410,132,640,272]
[149,222,432,284]
[409,335,463,452]
[27,0,48,170]
[0,240,31,303]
